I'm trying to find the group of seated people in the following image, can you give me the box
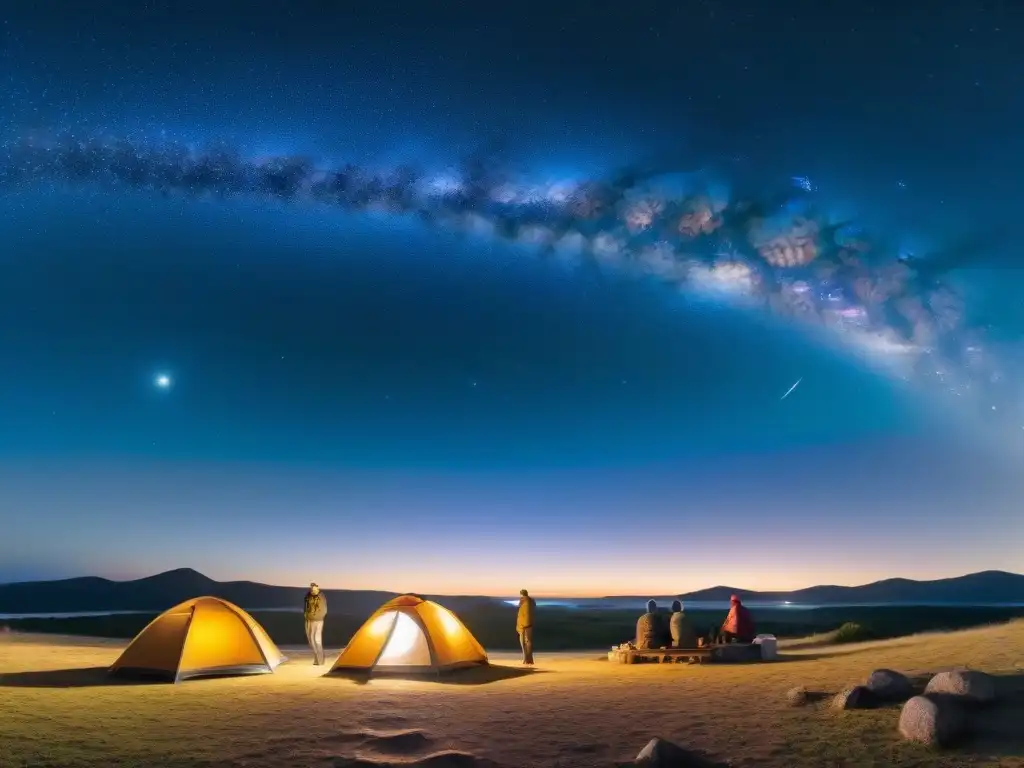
[635,594,756,651]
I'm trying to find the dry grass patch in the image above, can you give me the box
[2,622,1023,768]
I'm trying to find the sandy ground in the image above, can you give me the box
[1,625,1023,768]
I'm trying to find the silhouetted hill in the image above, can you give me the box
[3,569,1023,616]
[0,568,494,615]
[667,570,1024,605]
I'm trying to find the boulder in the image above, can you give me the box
[786,686,809,706]
[865,668,914,702]
[924,669,996,706]
[831,685,875,710]
[898,694,968,747]
[634,737,711,767]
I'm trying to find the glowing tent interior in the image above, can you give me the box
[329,594,488,675]
[108,596,286,682]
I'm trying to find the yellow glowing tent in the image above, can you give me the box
[329,594,488,675]
[109,596,286,682]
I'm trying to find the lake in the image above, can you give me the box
[4,599,1024,620]
[505,599,1024,611]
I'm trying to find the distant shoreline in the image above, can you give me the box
[5,599,1024,621]
[3,568,1021,618]
[5,603,1024,653]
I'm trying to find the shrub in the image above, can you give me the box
[832,621,872,644]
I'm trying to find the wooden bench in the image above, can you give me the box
[613,647,713,665]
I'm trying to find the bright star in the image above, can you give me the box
[155,374,172,390]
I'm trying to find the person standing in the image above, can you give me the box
[304,582,327,665]
[516,588,536,665]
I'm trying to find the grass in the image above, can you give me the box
[1,620,1023,767]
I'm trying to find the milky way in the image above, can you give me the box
[2,131,1017,434]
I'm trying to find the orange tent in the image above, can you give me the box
[109,596,285,682]
[329,594,487,675]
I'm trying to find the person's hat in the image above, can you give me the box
[730,594,740,603]
[520,589,529,596]
[310,582,319,588]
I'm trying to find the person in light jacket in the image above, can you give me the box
[304,582,327,665]
[635,599,670,650]
[516,589,536,665]
[669,599,697,649]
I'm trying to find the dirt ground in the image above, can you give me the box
[1,622,1023,768]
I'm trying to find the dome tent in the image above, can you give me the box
[329,594,487,675]
[109,596,285,682]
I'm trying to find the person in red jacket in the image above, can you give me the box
[719,594,756,644]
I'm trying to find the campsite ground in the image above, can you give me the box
[2,622,1023,768]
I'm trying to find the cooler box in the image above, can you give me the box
[753,634,778,660]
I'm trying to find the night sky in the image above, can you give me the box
[1,1,1022,596]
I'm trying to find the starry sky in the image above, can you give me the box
[1,1,1022,596]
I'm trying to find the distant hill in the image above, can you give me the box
[664,570,1024,605]
[2,569,1023,616]
[0,568,495,615]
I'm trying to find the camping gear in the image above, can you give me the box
[109,596,285,682]
[753,633,778,660]
[328,594,487,675]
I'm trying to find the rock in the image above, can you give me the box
[865,668,914,702]
[634,737,710,767]
[898,694,968,747]
[924,669,996,706]
[831,685,875,710]
[786,686,809,706]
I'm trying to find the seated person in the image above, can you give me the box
[669,600,698,649]
[719,594,756,644]
[635,599,671,650]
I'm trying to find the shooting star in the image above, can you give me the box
[780,377,803,401]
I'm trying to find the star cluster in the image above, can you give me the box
[1,131,1016,433]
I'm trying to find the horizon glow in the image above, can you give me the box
[2,453,1020,595]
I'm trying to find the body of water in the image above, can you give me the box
[6,600,1024,620]
[503,598,1024,611]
